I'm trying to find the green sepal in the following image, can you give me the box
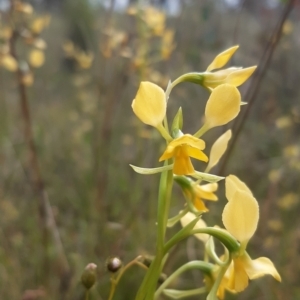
[130,164,173,175]
[192,171,224,183]
[171,107,183,137]
[163,287,207,299]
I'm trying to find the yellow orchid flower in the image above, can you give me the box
[186,182,218,212]
[159,134,208,175]
[220,176,281,294]
[203,45,256,91]
[167,46,256,93]
[202,67,256,91]
[191,182,218,212]
[201,84,241,132]
[174,176,218,212]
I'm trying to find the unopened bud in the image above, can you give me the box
[106,257,123,273]
[81,263,97,290]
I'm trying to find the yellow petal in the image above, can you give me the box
[242,254,281,282]
[29,50,45,68]
[173,148,194,175]
[170,134,205,150]
[180,212,208,242]
[159,147,175,161]
[232,257,249,292]
[207,130,232,171]
[187,147,208,162]
[193,198,209,212]
[194,183,218,201]
[226,66,256,87]
[225,175,252,201]
[206,46,239,72]
[205,84,241,128]
[199,182,218,193]
[222,190,259,243]
[132,81,166,127]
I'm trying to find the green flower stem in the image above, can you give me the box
[85,290,89,300]
[108,257,148,300]
[154,261,214,299]
[135,165,174,300]
[165,73,203,102]
[207,255,232,300]
[157,123,173,142]
[206,237,229,267]
[164,227,240,255]
[193,123,210,138]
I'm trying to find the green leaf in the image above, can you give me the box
[130,164,173,175]
[192,171,224,183]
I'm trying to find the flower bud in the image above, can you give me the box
[106,257,123,273]
[81,263,97,290]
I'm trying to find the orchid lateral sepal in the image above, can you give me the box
[129,163,173,175]
[162,287,207,299]
[191,171,224,183]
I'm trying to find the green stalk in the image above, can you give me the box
[135,163,173,300]
[154,261,214,299]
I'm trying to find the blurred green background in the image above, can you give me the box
[0,0,300,299]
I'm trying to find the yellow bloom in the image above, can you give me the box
[204,84,241,129]
[203,45,256,90]
[186,182,218,212]
[132,81,166,128]
[159,134,208,175]
[202,66,256,91]
[219,176,281,295]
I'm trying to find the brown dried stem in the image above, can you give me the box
[8,0,70,290]
[218,0,296,176]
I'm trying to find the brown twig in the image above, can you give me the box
[8,0,70,290]
[218,0,296,176]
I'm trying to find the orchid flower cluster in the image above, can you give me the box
[128,46,281,300]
